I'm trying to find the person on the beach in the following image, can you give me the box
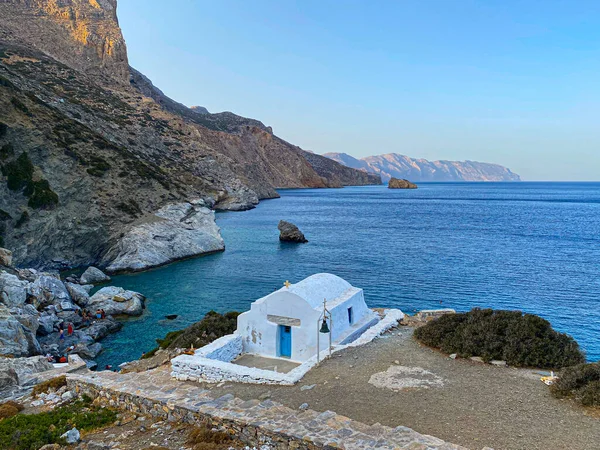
[96,309,102,319]
[100,309,106,319]
[67,322,74,336]
[59,328,65,340]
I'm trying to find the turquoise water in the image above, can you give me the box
[95,183,600,368]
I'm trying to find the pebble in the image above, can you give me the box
[449,354,458,360]
[299,403,309,411]
[300,384,316,391]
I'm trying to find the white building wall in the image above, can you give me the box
[237,275,377,363]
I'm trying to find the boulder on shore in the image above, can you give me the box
[79,267,111,285]
[0,304,42,356]
[278,220,308,243]
[88,287,145,316]
[103,202,225,273]
[0,248,12,267]
[388,178,418,189]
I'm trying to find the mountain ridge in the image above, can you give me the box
[0,0,378,269]
[324,152,521,182]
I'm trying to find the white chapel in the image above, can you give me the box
[236,273,379,362]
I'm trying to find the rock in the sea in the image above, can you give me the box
[388,177,418,189]
[83,317,122,340]
[103,202,225,273]
[88,287,145,316]
[79,267,111,285]
[0,248,12,267]
[0,272,29,307]
[278,220,308,243]
[73,342,103,359]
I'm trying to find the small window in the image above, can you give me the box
[348,307,354,324]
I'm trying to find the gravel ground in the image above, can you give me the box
[203,326,599,450]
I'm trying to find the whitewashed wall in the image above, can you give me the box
[171,309,405,385]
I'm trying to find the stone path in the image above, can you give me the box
[67,367,466,450]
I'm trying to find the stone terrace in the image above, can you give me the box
[67,367,465,450]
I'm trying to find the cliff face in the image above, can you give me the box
[0,0,129,83]
[324,152,521,182]
[0,0,375,269]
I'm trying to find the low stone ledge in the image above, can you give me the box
[66,368,465,450]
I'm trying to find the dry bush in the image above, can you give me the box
[0,403,20,420]
[551,362,600,408]
[187,425,236,450]
[32,375,67,396]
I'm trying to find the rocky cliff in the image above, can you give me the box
[324,152,521,182]
[0,0,129,84]
[0,0,375,270]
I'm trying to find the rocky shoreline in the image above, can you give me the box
[0,253,148,397]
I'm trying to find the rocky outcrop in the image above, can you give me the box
[0,264,139,368]
[0,0,129,84]
[79,266,110,285]
[388,178,417,189]
[102,202,225,273]
[324,152,521,182]
[88,286,145,316]
[278,220,308,243]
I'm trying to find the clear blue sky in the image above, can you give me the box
[118,0,600,181]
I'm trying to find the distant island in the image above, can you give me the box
[388,178,417,189]
[324,152,521,182]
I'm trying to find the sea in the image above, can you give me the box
[94,182,600,369]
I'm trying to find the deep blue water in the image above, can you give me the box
[95,182,600,368]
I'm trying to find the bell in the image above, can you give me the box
[319,318,330,334]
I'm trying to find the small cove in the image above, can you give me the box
[95,182,600,368]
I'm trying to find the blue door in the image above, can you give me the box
[279,325,292,358]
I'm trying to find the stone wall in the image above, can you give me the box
[66,368,464,450]
[195,334,242,361]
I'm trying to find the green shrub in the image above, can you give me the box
[0,143,14,160]
[1,152,34,191]
[86,155,110,177]
[10,97,30,116]
[413,308,585,369]
[143,311,239,358]
[0,397,116,450]
[25,179,58,209]
[0,123,7,138]
[116,199,142,217]
[550,362,600,407]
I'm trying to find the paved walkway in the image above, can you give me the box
[68,367,465,450]
[233,354,300,373]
